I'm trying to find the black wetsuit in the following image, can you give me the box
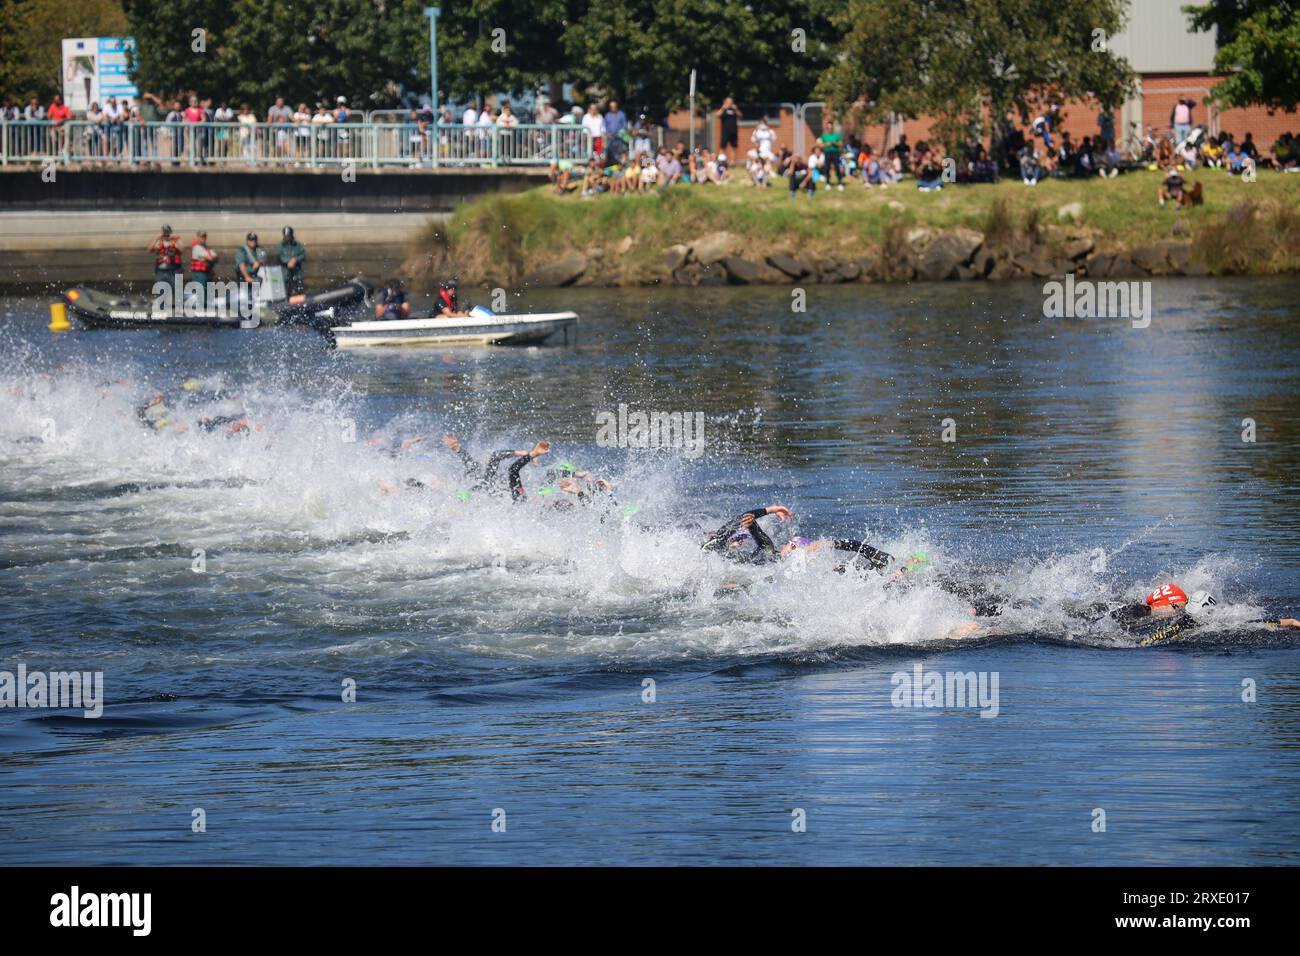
[507,454,534,501]
[1111,603,1200,645]
[449,445,523,492]
[703,508,779,562]
[830,539,893,572]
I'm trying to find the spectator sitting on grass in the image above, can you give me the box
[776,146,794,178]
[580,155,608,197]
[1225,142,1247,175]
[916,153,944,191]
[656,147,682,186]
[788,153,812,199]
[1241,132,1260,166]
[746,148,771,187]
[549,158,575,194]
[1019,145,1043,185]
[1201,135,1224,168]
[638,154,659,192]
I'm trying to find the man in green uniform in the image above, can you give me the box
[235,232,268,286]
[277,225,307,295]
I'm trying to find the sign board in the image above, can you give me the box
[62,37,139,113]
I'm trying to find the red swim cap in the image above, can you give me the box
[1146,584,1188,608]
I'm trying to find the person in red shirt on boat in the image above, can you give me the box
[149,225,184,289]
[433,278,469,318]
[189,230,219,308]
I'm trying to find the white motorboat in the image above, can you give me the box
[328,309,578,348]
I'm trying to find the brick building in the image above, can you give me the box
[677,0,1294,160]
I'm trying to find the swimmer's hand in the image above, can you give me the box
[764,505,793,521]
[441,433,460,452]
[1280,618,1300,629]
[399,434,430,450]
[529,441,550,459]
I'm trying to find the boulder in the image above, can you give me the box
[671,266,698,286]
[721,255,788,285]
[1012,254,1054,278]
[522,252,588,288]
[1167,242,1193,273]
[970,248,996,277]
[1057,201,1084,222]
[1063,237,1095,261]
[955,265,981,281]
[906,226,937,251]
[918,230,985,281]
[1131,243,1172,275]
[835,260,863,282]
[664,244,690,271]
[1106,254,1142,278]
[616,235,635,255]
[697,263,728,286]
[766,252,813,279]
[688,230,738,265]
[854,253,881,279]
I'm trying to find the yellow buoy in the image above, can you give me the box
[49,301,71,332]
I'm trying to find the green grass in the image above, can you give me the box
[414,168,1300,285]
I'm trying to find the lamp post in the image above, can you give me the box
[423,7,441,116]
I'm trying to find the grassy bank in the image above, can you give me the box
[408,168,1300,287]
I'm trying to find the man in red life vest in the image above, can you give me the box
[434,278,469,318]
[190,230,219,306]
[149,224,183,289]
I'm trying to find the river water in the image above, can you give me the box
[2,278,1299,865]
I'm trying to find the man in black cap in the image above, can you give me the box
[149,224,183,290]
[277,225,307,294]
[434,278,468,318]
[235,232,268,286]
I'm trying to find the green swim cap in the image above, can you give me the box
[903,550,930,572]
[558,462,578,475]
[536,486,554,496]
[623,503,641,517]
[454,489,470,502]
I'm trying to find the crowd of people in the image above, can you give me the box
[546,95,1300,201]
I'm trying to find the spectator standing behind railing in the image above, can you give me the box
[213,102,234,160]
[268,96,292,159]
[603,100,627,161]
[48,95,70,153]
[238,103,257,163]
[582,104,604,159]
[534,97,558,125]
[22,97,46,155]
[104,96,126,157]
[334,97,351,159]
[291,103,310,161]
[138,92,165,162]
[311,102,334,157]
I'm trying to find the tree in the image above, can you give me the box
[1185,0,1300,112]
[124,0,429,109]
[560,0,839,109]
[816,0,1136,153]
[0,0,128,104]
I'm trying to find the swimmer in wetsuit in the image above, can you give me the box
[506,441,551,501]
[1112,584,1299,645]
[442,434,548,493]
[702,505,895,570]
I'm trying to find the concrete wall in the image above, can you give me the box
[0,167,546,213]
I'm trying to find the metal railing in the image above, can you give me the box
[0,120,592,169]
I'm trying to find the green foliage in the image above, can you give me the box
[0,0,128,103]
[816,0,1136,152]
[1185,1,1300,112]
[124,0,427,108]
